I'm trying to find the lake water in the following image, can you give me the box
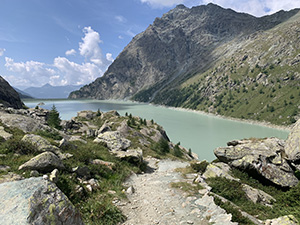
[24,99,289,161]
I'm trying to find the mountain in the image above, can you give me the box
[25,84,83,99]
[0,76,24,109]
[69,3,300,125]
[13,87,33,99]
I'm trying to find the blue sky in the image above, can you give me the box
[0,0,299,89]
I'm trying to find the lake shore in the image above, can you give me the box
[153,104,292,132]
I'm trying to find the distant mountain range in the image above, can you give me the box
[69,3,300,125]
[24,84,83,99]
[13,87,33,99]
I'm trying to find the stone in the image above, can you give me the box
[69,136,87,144]
[242,184,276,206]
[88,178,100,191]
[22,134,61,154]
[113,148,143,165]
[265,215,299,225]
[285,119,300,162]
[77,110,96,120]
[49,169,59,183]
[202,162,238,181]
[0,165,10,172]
[90,159,115,170]
[0,126,12,140]
[98,122,111,134]
[0,177,84,224]
[126,186,135,195]
[18,151,65,173]
[94,131,131,151]
[214,137,298,188]
[0,172,23,184]
[72,166,91,178]
[30,170,39,177]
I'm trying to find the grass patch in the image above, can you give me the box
[171,181,204,196]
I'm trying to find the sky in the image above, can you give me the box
[0,0,299,89]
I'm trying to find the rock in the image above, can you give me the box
[61,119,83,131]
[18,152,65,173]
[214,137,298,188]
[90,159,115,170]
[77,110,96,120]
[113,148,143,165]
[0,165,10,172]
[94,131,131,151]
[86,184,93,192]
[49,169,59,183]
[72,166,91,178]
[285,119,300,162]
[30,170,39,177]
[98,122,112,134]
[242,184,276,206]
[0,177,84,224]
[0,172,23,184]
[0,111,49,133]
[140,127,170,143]
[265,215,299,225]
[88,178,100,191]
[126,186,135,194]
[69,136,87,144]
[0,126,12,140]
[202,162,238,181]
[101,110,120,119]
[117,120,133,137]
[22,134,61,154]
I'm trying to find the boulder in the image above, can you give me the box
[0,177,84,224]
[113,148,143,165]
[140,127,170,143]
[214,137,298,188]
[18,152,65,173]
[0,126,12,140]
[0,111,49,133]
[49,169,59,183]
[94,131,131,151]
[202,162,238,181]
[77,110,96,120]
[22,134,61,154]
[69,136,87,144]
[242,184,276,206]
[90,159,115,170]
[98,122,112,134]
[285,119,300,162]
[265,215,299,225]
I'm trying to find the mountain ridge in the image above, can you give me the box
[69,3,300,125]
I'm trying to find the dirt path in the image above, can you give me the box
[118,157,236,225]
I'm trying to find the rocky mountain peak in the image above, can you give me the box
[0,76,24,109]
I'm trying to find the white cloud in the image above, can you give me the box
[53,57,103,86]
[65,49,76,56]
[0,48,6,56]
[118,35,124,39]
[106,53,114,62]
[115,15,127,23]
[4,57,56,87]
[79,26,110,67]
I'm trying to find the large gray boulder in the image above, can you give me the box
[19,152,65,173]
[94,131,131,151]
[22,134,61,154]
[0,126,12,140]
[285,119,300,162]
[112,148,143,165]
[214,137,298,188]
[242,184,275,206]
[0,177,84,225]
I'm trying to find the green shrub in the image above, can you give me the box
[190,160,209,174]
[150,138,170,154]
[173,143,183,158]
[1,137,37,155]
[47,105,61,130]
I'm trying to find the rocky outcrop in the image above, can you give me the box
[242,184,275,206]
[285,119,300,162]
[214,137,298,188]
[0,76,23,109]
[265,215,299,225]
[18,152,65,173]
[0,177,84,224]
[94,131,131,151]
[0,126,12,140]
[202,162,238,181]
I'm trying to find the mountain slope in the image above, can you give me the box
[69,3,300,125]
[25,84,83,99]
[0,76,24,109]
[13,87,33,99]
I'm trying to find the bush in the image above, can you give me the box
[2,137,37,155]
[190,160,209,174]
[151,138,170,154]
[173,143,183,158]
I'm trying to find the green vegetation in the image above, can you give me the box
[171,181,204,196]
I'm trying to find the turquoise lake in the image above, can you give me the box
[24,99,289,161]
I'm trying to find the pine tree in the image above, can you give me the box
[47,104,61,129]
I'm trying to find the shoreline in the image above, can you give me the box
[151,104,292,132]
